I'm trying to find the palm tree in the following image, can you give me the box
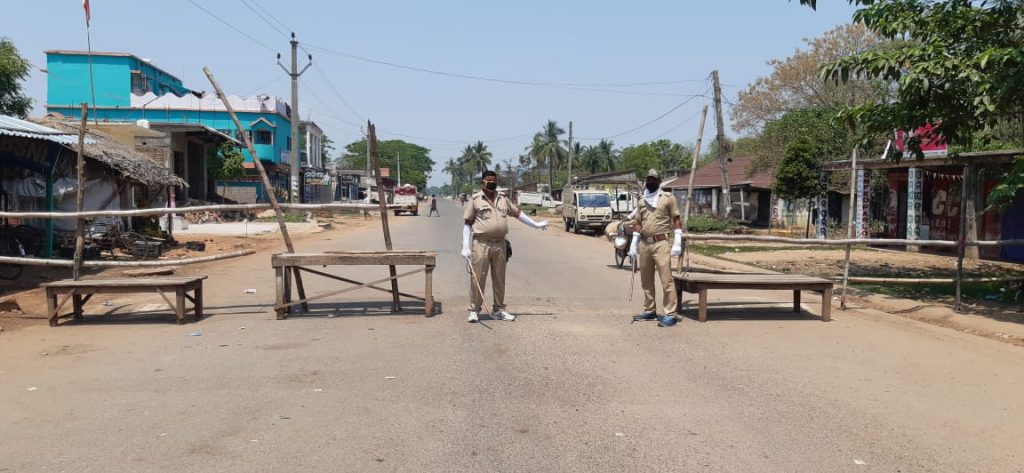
[442,159,459,197]
[595,139,618,172]
[461,141,493,177]
[526,120,566,192]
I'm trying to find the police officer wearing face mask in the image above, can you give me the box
[627,169,684,326]
[461,170,550,323]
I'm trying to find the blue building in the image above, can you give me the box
[45,50,295,202]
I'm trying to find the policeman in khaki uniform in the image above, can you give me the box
[627,169,684,327]
[462,170,550,323]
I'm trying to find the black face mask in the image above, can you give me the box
[645,181,660,193]
[484,181,498,191]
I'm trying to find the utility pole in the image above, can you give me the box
[567,121,574,186]
[278,33,312,203]
[397,151,401,187]
[712,70,732,218]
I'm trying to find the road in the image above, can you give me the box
[2,198,1023,472]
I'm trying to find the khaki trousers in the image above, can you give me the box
[468,239,508,312]
[639,239,677,314]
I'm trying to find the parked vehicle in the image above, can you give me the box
[517,191,556,208]
[561,186,613,234]
[611,190,637,216]
[394,184,419,216]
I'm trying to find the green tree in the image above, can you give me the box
[463,140,493,175]
[738,108,858,173]
[341,139,435,190]
[618,139,692,177]
[207,143,246,202]
[0,37,33,118]
[801,0,1024,207]
[773,139,826,237]
[526,120,567,191]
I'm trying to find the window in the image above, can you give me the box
[286,136,292,151]
[254,129,273,145]
[130,71,150,95]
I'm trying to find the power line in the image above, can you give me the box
[246,0,292,34]
[653,109,704,140]
[186,0,278,53]
[241,72,287,96]
[239,0,289,39]
[311,63,364,121]
[305,44,710,92]
[579,92,709,141]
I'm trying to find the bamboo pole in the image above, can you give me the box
[681,234,960,247]
[368,122,402,312]
[203,67,308,310]
[839,275,1024,285]
[0,249,254,267]
[680,105,709,275]
[0,202,397,220]
[73,103,88,280]
[955,164,970,311]
[841,148,858,309]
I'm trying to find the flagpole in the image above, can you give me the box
[84,1,98,125]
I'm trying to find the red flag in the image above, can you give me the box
[83,0,91,26]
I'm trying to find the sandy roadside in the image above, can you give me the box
[0,214,375,334]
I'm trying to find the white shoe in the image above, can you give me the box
[467,311,479,323]
[492,309,516,321]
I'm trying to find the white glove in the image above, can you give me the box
[671,228,683,257]
[461,225,473,259]
[627,232,640,258]
[517,213,549,231]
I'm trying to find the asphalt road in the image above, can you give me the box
[2,198,1023,472]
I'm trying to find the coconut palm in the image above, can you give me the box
[461,140,492,177]
[595,139,619,172]
[442,158,459,197]
[526,120,567,192]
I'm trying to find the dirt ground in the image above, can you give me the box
[717,245,1024,280]
[0,214,376,335]
[687,244,1024,347]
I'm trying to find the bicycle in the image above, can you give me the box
[88,221,156,260]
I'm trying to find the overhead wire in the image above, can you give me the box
[239,0,290,39]
[186,0,278,54]
[305,44,710,94]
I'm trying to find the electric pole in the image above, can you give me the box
[397,150,401,187]
[712,70,732,218]
[278,33,312,203]
[567,121,574,186]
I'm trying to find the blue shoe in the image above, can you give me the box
[658,315,679,327]
[636,311,658,321]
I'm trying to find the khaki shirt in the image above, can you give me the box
[463,191,519,240]
[638,191,680,238]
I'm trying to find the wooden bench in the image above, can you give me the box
[42,276,207,326]
[271,251,437,319]
[673,273,833,322]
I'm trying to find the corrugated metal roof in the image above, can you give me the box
[0,115,94,145]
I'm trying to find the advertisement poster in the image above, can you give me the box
[907,168,923,240]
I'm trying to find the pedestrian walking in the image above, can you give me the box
[462,170,549,322]
[429,194,440,217]
[627,169,684,327]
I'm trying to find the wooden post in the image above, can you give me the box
[203,67,308,311]
[955,164,970,311]
[369,122,402,312]
[711,70,731,218]
[840,148,858,310]
[72,103,88,281]
[679,105,712,274]
[680,105,709,276]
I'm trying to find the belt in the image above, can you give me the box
[641,233,670,244]
[474,236,505,244]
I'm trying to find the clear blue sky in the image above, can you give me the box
[4,0,856,187]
